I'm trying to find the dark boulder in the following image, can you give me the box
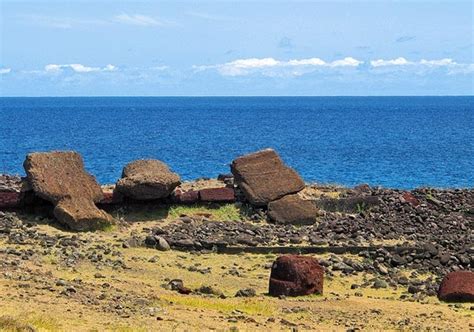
[269,255,324,297]
[115,160,180,200]
[438,271,474,302]
[230,149,305,206]
[268,194,318,225]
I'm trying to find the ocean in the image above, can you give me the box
[0,96,472,188]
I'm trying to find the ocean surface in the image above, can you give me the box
[0,97,472,188]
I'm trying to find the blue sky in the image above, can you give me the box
[0,0,473,96]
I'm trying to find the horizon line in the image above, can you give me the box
[1,95,473,98]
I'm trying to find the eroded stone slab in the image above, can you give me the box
[231,149,305,206]
[268,194,318,225]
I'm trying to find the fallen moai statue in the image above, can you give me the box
[23,151,114,231]
[231,149,318,225]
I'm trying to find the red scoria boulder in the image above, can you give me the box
[438,271,474,302]
[401,192,420,207]
[269,255,324,297]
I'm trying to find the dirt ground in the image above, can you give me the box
[0,210,473,332]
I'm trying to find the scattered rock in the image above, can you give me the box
[155,236,171,251]
[235,288,256,297]
[373,279,388,289]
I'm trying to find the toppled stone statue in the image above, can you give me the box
[231,149,305,206]
[115,159,180,200]
[231,149,317,225]
[268,194,319,225]
[23,151,114,231]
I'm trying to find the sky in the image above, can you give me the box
[0,0,473,96]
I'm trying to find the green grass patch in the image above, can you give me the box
[0,314,60,332]
[158,293,275,316]
[167,203,242,221]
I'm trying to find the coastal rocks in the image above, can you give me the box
[438,271,474,302]
[23,151,113,231]
[269,255,324,297]
[115,160,180,200]
[231,149,305,206]
[316,195,381,213]
[401,192,420,207]
[268,194,318,225]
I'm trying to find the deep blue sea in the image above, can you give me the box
[0,97,472,188]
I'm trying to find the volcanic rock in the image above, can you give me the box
[171,189,199,204]
[115,160,180,200]
[230,149,305,206]
[23,151,113,231]
[199,187,235,202]
[438,271,474,302]
[269,255,324,297]
[268,194,318,225]
[316,195,381,212]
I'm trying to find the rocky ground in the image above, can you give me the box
[0,181,473,331]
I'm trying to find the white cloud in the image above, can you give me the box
[114,14,163,27]
[0,68,12,74]
[371,57,411,67]
[44,64,117,73]
[420,58,457,66]
[329,57,363,67]
[195,57,364,76]
[370,57,462,68]
[288,58,326,66]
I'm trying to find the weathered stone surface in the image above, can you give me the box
[54,197,114,231]
[0,192,21,209]
[438,271,474,302]
[199,187,235,202]
[115,160,180,200]
[171,189,199,204]
[268,194,318,225]
[231,149,305,206]
[24,151,103,204]
[23,151,113,231]
[269,255,324,297]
